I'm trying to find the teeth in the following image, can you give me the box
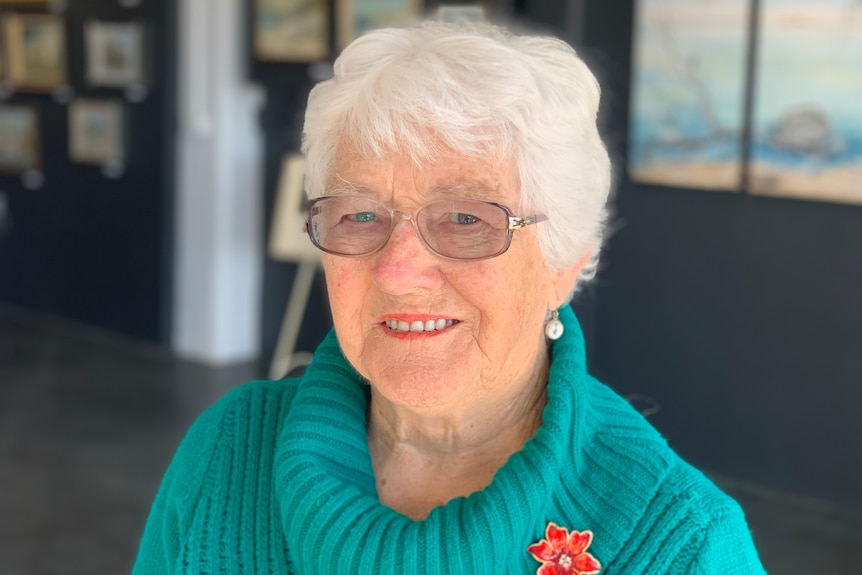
[385,318,456,333]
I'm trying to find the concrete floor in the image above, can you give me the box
[1,307,861,574]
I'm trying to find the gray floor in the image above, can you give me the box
[1,307,861,574]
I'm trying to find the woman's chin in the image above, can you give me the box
[364,357,476,410]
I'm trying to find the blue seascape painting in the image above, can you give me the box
[750,0,862,204]
[628,0,750,191]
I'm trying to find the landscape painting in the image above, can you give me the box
[749,0,862,204]
[628,0,750,191]
[255,0,329,62]
[337,0,421,50]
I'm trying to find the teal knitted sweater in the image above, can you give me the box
[134,306,765,574]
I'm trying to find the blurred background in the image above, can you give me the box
[0,0,860,573]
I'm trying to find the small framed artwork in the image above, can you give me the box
[85,20,147,88]
[69,99,125,165]
[0,16,6,82]
[254,0,330,62]
[3,14,67,91]
[0,103,40,174]
[336,0,422,50]
[433,3,488,22]
[269,153,320,262]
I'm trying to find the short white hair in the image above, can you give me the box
[302,20,611,288]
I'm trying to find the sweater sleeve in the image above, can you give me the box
[684,509,766,574]
[131,392,234,575]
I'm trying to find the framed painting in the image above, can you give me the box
[628,0,749,192]
[254,0,330,62]
[69,99,125,165]
[0,15,6,82]
[749,0,862,204]
[0,103,40,174]
[433,3,488,22]
[3,13,66,91]
[85,20,147,88]
[269,153,320,262]
[336,0,422,50]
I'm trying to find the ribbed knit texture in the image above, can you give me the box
[133,306,765,574]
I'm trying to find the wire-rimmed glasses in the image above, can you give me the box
[305,196,547,261]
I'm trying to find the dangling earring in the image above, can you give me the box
[544,308,564,340]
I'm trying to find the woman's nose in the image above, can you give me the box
[371,218,443,295]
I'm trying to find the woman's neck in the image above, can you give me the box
[366,349,549,518]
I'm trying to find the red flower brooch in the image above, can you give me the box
[527,523,602,575]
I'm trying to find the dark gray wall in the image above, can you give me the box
[579,0,862,510]
[0,0,177,343]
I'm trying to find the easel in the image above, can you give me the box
[268,259,319,379]
[268,153,323,379]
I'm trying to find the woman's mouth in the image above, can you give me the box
[383,318,458,333]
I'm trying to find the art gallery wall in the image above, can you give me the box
[575,0,862,510]
[0,0,177,343]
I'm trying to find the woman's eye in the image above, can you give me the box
[347,212,377,223]
[451,213,478,225]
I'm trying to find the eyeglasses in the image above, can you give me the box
[305,196,547,261]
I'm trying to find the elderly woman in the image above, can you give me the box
[134,20,764,575]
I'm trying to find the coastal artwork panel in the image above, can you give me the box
[749,0,862,204]
[628,0,750,191]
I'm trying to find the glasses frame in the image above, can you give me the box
[305,195,548,261]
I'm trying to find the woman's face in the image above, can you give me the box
[322,144,578,411]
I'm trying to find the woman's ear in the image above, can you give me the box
[548,251,592,308]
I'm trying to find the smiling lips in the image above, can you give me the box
[383,318,457,334]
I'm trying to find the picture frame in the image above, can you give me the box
[627,0,748,192]
[0,103,41,174]
[433,3,488,23]
[68,99,125,165]
[254,0,330,62]
[0,15,7,82]
[3,13,67,91]
[747,0,862,205]
[269,153,321,262]
[85,20,147,88]
[336,0,422,51]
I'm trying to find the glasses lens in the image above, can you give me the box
[308,197,391,255]
[418,200,510,259]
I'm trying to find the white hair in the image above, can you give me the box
[302,20,611,290]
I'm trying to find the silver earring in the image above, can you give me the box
[544,309,564,340]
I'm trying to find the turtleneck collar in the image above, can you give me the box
[275,305,589,574]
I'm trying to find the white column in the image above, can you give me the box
[172,0,264,364]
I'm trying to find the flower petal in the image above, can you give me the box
[538,564,558,575]
[546,523,568,549]
[567,530,593,554]
[528,540,556,562]
[573,552,602,574]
